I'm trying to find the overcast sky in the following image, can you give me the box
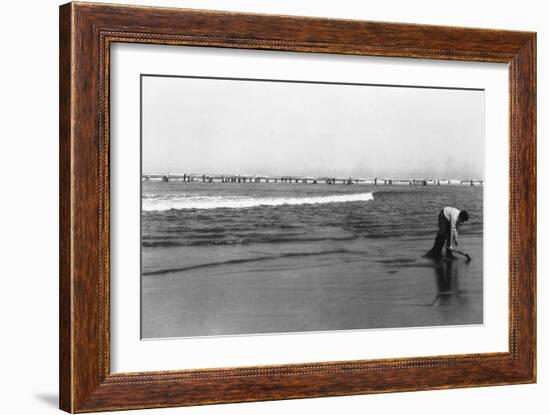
[142,75,484,179]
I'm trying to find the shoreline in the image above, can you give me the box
[141,234,483,339]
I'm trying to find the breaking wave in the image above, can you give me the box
[142,192,374,212]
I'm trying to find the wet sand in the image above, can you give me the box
[141,234,482,338]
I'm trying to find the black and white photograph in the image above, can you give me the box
[3,0,545,413]
[140,74,484,339]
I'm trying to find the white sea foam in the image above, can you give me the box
[142,192,374,211]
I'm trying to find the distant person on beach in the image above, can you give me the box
[424,207,470,260]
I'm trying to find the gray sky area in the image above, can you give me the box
[142,76,484,179]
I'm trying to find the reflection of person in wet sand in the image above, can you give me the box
[431,259,462,306]
[424,206,471,260]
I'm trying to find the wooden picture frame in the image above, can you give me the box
[59,2,536,412]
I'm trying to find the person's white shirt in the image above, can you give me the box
[443,206,461,247]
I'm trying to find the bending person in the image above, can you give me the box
[424,206,469,259]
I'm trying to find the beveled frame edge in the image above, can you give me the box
[59,2,536,413]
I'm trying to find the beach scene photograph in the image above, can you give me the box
[140,74,484,339]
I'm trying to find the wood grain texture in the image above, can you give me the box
[59,3,73,411]
[59,2,536,412]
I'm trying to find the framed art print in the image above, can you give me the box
[59,2,536,412]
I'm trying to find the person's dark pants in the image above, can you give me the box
[424,210,452,258]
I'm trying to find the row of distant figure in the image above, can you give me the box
[142,173,483,186]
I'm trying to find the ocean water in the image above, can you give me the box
[141,182,483,338]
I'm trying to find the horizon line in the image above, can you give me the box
[141,173,484,181]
